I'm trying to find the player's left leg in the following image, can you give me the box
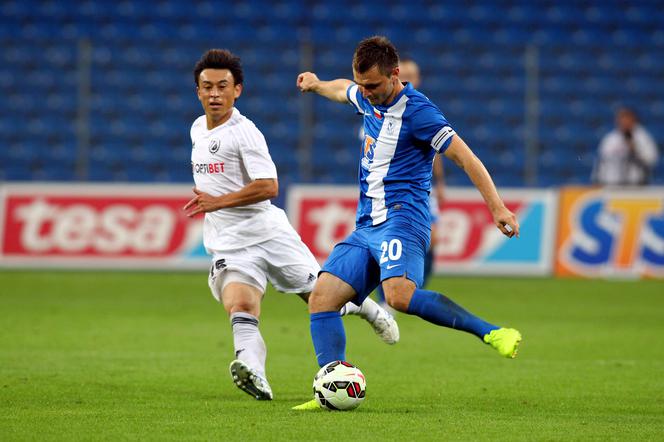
[376,221,521,358]
[388,282,522,358]
[383,278,521,358]
[208,251,274,400]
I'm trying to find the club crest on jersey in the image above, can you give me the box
[386,118,395,135]
[361,135,376,169]
[208,139,220,154]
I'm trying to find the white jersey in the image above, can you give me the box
[190,108,286,252]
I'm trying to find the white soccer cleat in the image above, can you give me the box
[371,305,400,345]
[378,301,397,317]
[229,359,273,400]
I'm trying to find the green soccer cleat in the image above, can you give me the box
[483,328,522,358]
[291,399,320,411]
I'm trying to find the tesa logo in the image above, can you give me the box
[2,196,192,256]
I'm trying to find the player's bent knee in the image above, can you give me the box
[382,277,416,312]
[385,294,411,312]
[225,297,260,315]
[221,282,263,317]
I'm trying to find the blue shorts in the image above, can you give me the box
[321,215,430,305]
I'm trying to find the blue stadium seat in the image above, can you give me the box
[0,1,661,188]
[0,160,33,181]
[0,0,30,19]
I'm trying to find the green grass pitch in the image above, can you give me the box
[1,271,663,441]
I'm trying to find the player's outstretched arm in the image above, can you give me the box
[443,136,519,238]
[183,179,278,217]
[296,72,352,103]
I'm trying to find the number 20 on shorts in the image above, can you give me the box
[380,239,403,264]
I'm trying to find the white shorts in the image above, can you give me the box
[207,226,320,302]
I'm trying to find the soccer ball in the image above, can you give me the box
[313,360,366,411]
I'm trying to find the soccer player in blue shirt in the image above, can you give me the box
[293,36,522,409]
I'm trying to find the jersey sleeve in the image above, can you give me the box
[190,117,202,144]
[410,105,456,153]
[236,122,278,180]
[346,84,364,115]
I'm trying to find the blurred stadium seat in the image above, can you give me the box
[0,0,662,186]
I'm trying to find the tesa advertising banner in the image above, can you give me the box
[555,186,664,279]
[287,185,557,276]
[0,183,209,269]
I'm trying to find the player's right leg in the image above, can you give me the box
[308,271,360,365]
[307,233,381,368]
[292,272,358,411]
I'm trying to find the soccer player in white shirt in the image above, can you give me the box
[184,49,398,401]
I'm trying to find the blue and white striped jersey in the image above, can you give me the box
[347,82,456,230]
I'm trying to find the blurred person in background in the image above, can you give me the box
[185,49,399,401]
[592,106,659,186]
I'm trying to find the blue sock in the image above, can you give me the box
[310,311,346,367]
[407,289,499,339]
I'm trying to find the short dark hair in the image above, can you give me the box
[353,36,399,76]
[193,49,244,86]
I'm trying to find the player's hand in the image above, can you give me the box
[297,72,319,92]
[183,187,221,217]
[492,206,519,238]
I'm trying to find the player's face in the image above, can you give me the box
[197,69,242,123]
[353,65,399,106]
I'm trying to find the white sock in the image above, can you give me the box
[230,312,267,379]
[340,302,361,316]
[340,297,381,322]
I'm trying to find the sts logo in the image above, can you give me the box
[556,187,664,278]
[361,135,376,169]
